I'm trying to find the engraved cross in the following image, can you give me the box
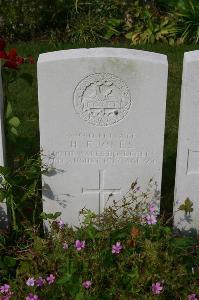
[82,170,121,213]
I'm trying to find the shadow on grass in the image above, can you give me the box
[161,152,177,219]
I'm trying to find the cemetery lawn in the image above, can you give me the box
[8,41,199,215]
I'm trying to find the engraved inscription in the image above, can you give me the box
[73,73,131,126]
[51,155,156,165]
[82,170,121,212]
[45,131,157,166]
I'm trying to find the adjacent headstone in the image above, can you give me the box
[174,51,199,234]
[38,48,168,226]
[0,66,7,228]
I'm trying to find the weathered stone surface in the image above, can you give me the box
[38,48,168,226]
[174,51,199,234]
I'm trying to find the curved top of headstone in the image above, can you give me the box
[38,47,167,65]
[184,50,199,63]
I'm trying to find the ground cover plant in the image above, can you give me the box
[0,178,198,299]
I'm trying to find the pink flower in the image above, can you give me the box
[26,277,35,286]
[148,203,157,214]
[112,242,122,254]
[25,294,39,300]
[82,280,92,289]
[63,242,68,250]
[145,214,157,225]
[35,277,45,287]
[0,284,13,300]
[152,282,163,295]
[75,240,85,251]
[0,284,10,294]
[57,219,65,229]
[188,294,198,300]
[0,296,12,300]
[46,274,55,285]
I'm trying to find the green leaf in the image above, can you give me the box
[128,266,139,280]
[75,292,84,300]
[40,211,61,220]
[163,226,172,235]
[5,102,13,119]
[57,273,72,285]
[108,18,121,26]
[10,127,18,136]
[0,166,10,177]
[0,256,5,269]
[0,190,6,202]
[19,73,33,85]
[169,38,175,46]
[172,237,194,250]
[8,116,21,128]
[21,181,37,202]
[125,32,133,40]
[178,198,193,214]
[53,211,62,218]
[3,256,16,268]
[87,225,97,240]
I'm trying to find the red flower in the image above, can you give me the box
[0,50,7,60]
[0,39,34,69]
[7,48,17,60]
[4,48,24,69]
[28,56,35,64]
[16,56,24,65]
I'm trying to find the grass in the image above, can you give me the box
[7,41,199,216]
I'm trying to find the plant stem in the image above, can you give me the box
[10,194,17,231]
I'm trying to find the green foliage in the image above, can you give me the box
[103,18,124,40]
[0,0,43,40]
[176,0,199,43]
[152,0,183,11]
[68,16,105,44]
[0,0,127,43]
[0,155,43,231]
[2,0,199,45]
[0,183,198,299]
[2,66,33,144]
[125,1,177,45]
[178,197,194,214]
[2,69,20,142]
[6,108,21,141]
[40,212,62,221]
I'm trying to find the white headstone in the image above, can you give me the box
[0,66,7,228]
[38,48,168,226]
[174,51,199,234]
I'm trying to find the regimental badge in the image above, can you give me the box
[73,73,131,126]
